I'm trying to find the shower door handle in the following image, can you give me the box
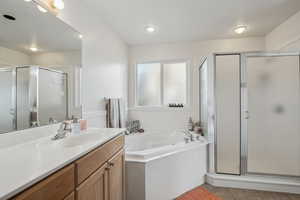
[244,111,250,119]
[9,108,15,115]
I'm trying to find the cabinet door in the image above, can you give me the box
[108,150,124,200]
[76,165,108,200]
[64,192,75,200]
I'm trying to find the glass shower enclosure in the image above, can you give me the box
[0,66,68,133]
[200,52,300,177]
[242,53,300,176]
[0,68,16,133]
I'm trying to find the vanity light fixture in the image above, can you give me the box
[234,25,247,34]
[145,25,157,33]
[52,0,65,10]
[30,47,38,52]
[30,0,64,15]
[37,5,48,13]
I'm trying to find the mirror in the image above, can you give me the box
[0,0,82,134]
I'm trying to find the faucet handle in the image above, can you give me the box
[59,120,72,131]
[184,137,190,143]
[52,130,67,140]
[58,122,66,131]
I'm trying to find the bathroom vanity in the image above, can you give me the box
[0,127,125,200]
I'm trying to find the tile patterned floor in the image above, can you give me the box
[176,186,221,200]
[202,184,300,200]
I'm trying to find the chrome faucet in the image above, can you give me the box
[49,117,57,124]
[183,130,202,143]
[52,121,71,140]
[183,130,194,143]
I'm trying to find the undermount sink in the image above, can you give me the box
[34,129,112,149]
[62,133,105,147]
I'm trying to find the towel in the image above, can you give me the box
[105,98,125,128]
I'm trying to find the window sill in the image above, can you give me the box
[128,106,191,112]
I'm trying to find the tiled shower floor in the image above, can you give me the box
[202,184,300,200]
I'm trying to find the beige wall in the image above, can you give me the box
[128,37,265,132]
[0,46,30,66]
[266,10,300,51]
[30,51,81,67]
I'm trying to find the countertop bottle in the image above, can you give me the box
[187,117,194,131]
[71,118,81,135]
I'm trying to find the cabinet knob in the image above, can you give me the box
[108,162,114,167]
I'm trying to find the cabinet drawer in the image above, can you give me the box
[75,135,124,185]
[13,164,75,200]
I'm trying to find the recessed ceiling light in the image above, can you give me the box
[30,47,38,52]
[24,0,32,2]
[145,25,156,33]
[78,34,83,39]
[234,25,247,34]
[3,14,16,21]
[53,0,65,10]
[37,5,47,13]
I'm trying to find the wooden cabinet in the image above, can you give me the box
[108,150,124,200]
[12,135,125,200]
[76,165,108,200]
[75,135,124,185]
[64,192,75,200]
[76,150,125,200]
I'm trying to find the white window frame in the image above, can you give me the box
[133,59,190,110]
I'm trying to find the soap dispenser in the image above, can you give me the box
[71,117,81,135]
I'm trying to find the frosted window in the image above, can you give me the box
[163,62,187,105]
[137,63,161,106]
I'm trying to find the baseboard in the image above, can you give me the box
[206,173,300,194]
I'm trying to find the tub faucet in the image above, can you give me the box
[189,134,195,141]
[184,137,190,143]
[184,130,192,137]
[183,130,195,142]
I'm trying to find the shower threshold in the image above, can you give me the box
[206,173,300,194]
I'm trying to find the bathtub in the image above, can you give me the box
[125,131,208,200]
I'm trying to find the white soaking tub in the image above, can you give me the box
[125,131,208,200]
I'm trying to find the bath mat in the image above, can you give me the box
[176,186,222,200]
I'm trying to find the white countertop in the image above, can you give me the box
[0,127,125,200]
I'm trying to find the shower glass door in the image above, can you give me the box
[0,68,16,133]
[38,68,67,126]
[242,53,300,176]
